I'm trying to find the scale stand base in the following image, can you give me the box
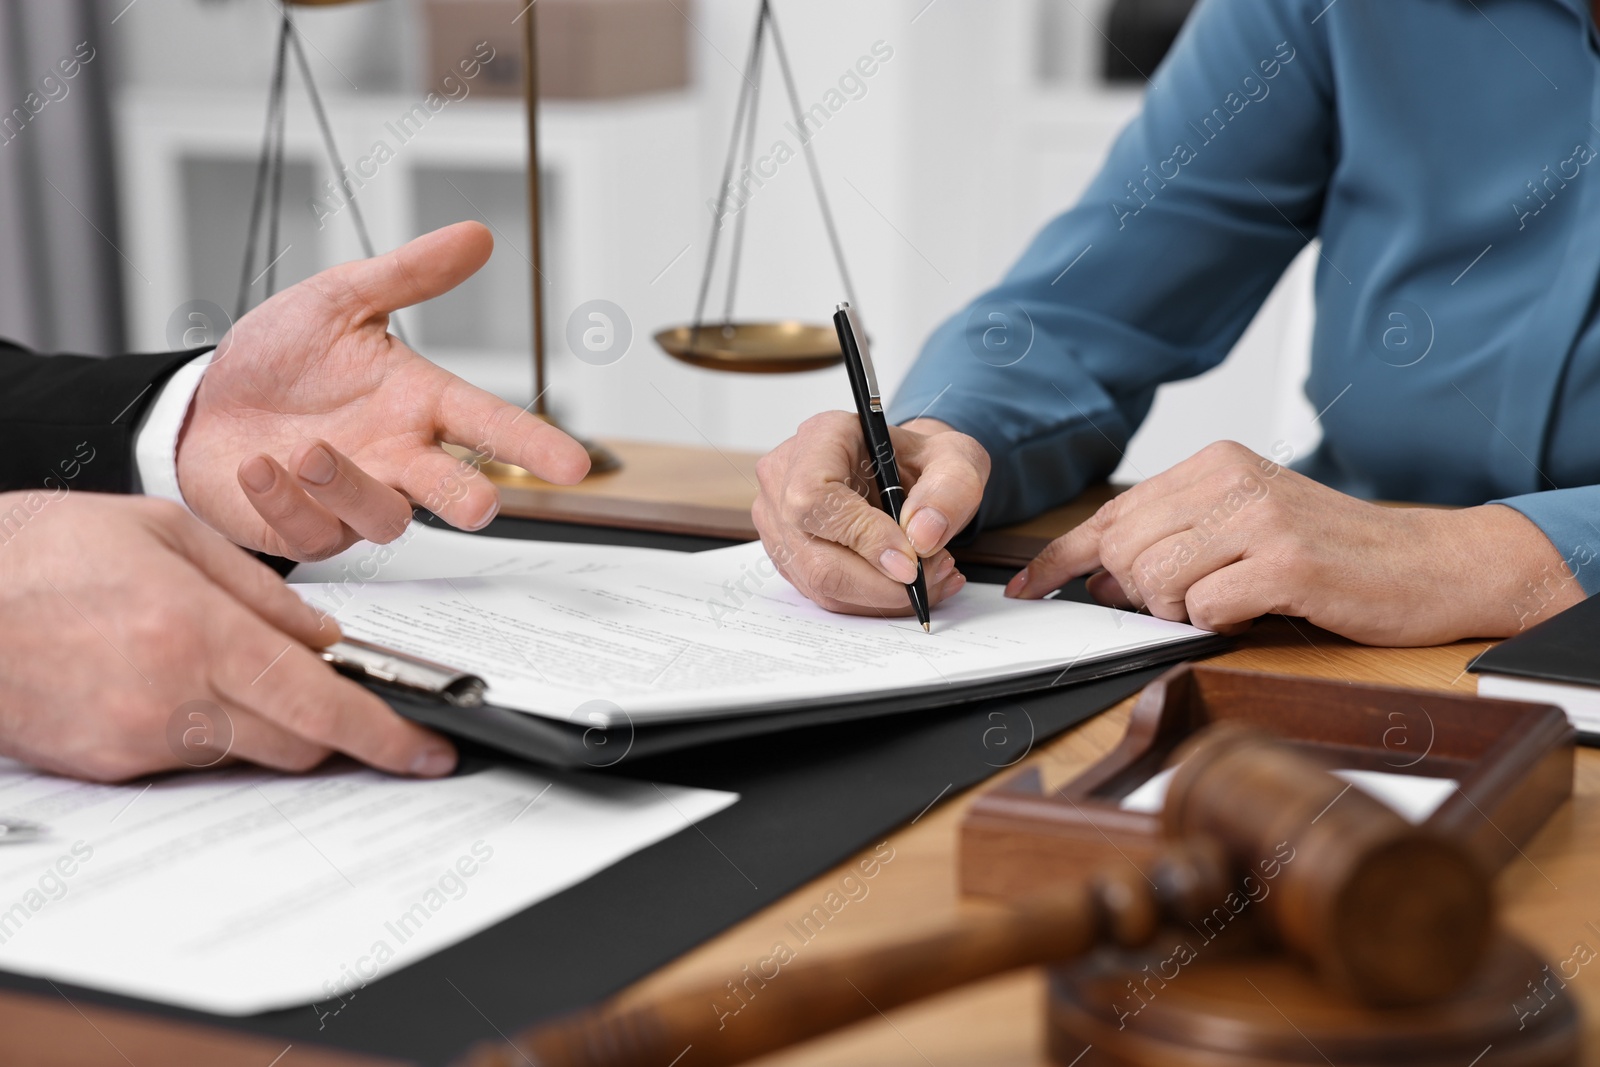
[479,443,622,483]
[448,418,623,484]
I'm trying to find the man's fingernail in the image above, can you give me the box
[467,497,500,531]
[906,508,949,554]
[298,446,337,486]
[410,746,456,777]
[880,548,918,584]
[1004,570,1029,598]
[240,455,276,493]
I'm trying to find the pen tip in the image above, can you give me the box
[922,621,931,633]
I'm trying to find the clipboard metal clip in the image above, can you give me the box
[321,638,487,708]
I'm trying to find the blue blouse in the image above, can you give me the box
[887,0,1600,592]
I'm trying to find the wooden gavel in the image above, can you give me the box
[459,725,1492,1067]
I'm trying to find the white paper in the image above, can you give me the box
[0,759,735,1015]
[1117,766,1179,814]
[1477,673,1600,733]
[289,522,676,585]
[1119,765,1458,824]
[1332,768,1459,825]
[296,540,1212,725]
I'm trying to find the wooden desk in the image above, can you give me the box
[491,439,1117,567]
[507,442,1599,1066]
[612,621,1600,1067]
[10,442,1594,1066]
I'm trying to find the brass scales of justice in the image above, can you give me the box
[652,0,858,375]
[238,0,623,477]
[240,0,855,487]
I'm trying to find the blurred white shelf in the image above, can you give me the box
[114,87,712,431]
[110,1,1314,469]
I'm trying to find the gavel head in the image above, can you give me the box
[1159,725,1492,1007]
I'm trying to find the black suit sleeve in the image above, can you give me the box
[0,339,208,495]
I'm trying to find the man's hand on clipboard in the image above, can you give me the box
[0,493,456,782]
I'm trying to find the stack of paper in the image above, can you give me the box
[290,528,1214,726]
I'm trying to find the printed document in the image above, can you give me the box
[289,521,676,584]
[293,537,1212,726]
[0,759,734,1014]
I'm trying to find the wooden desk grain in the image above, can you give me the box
[10,442,1594,1066]
[610,621,1600,1067]
[493,438,1113,567]
[515,442,1596,1067]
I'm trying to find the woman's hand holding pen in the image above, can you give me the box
[751,413,988,616]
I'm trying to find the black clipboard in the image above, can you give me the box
[331,519,1230,767]
[375,633,1230,768]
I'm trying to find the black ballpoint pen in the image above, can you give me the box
[833,302,932,632]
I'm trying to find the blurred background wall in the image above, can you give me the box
[0,1,124,354]
[0,0,1322,483]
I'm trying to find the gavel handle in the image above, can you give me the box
[457,723,1492,1067]
[457,883,1111,1067]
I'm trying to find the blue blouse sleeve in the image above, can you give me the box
[1492,489,1600,596]
[886,0,1336,528]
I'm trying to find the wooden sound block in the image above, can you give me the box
[1045,931,1579,1066]
[961,664,1575,904]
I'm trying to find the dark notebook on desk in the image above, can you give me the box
[1468,593,1600,743]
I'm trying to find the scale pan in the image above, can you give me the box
[655,321,843,373]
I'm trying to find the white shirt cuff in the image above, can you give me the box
[133,353,212,508]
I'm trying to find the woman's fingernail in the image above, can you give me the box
[934,554,956,581]
[240,455,276,493]
[880,548,918,584]
[947,573,967,596]
[298,445,337,485]
[1004,570,1029,598]
[410,745,457,777]
[905,508,949,554]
